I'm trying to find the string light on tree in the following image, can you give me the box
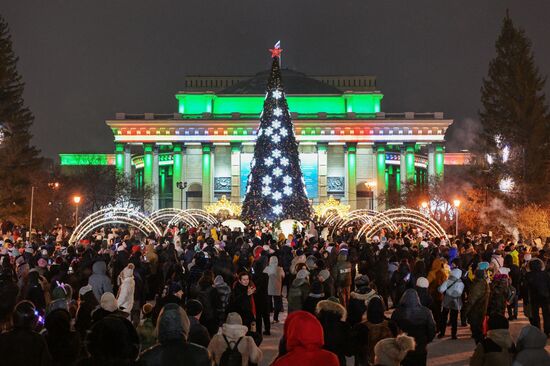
[241,41,312,221]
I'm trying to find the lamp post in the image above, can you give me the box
[28,186,35,240]
[176,181,188,209]
[73,195,81,227]
[453,199,461,237]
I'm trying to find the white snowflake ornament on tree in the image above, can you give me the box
[273,167,283,177]
[272,90,282,99]
[273,107,283,117]
[264,157,274,166]
[280,157,289,166]
[262,176,272,185]
[272,149,282,159]
[272,191,282,201]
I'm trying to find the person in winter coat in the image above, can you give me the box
[488,270,512,318]
[352,296,398,366]
[88,260,113,302]
[470,314,515,366]
[0,301,52,366]
[287,268,310,313]
[427,258,447,334]
[316,299,353,366]
[272,310,339,366]
[264,256,285,323]
[137,303,156,351]
[524,258,550,335]
[213,275,231,324]
[195,271,221,336]
[44,308,81,366]
[91,292,127,323]
[348,274,379,327]
[438,268,465,339]
[139,303,211,366]
[185,299,211,348]
[415,277,433,308]
[390,289,436,366]
[464,270,490,344]
[319,268,335,299]
[302,279,326,314]
[229,272,256,328]
[373,334,416,366]
[252,256,270,336]
[75,314,140,366]
[513,324,550,366]
[117,263,135,316]
[74,284,98,338]
[503,254,520,320]
[390,261,415,307]
[207,312,262,366]
[332,252,352,308]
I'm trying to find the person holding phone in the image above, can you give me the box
[229,272,256,329]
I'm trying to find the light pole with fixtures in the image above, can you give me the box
[73,195,81,227]
[176,181,188,209]
[453,199,461,237]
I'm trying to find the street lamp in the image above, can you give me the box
[176,181,188,209]
[421,201,428,209]
[73,195,81,227]
[453,199,461,237]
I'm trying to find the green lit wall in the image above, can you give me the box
[435,145,444,176]
[405,145,415,181]
[176,92,382,116]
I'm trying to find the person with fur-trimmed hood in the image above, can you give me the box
[470,314,515,366]
[348,274,379,326]
[316,299,353,366]
[207,312,262,366]
[373,334,416,366]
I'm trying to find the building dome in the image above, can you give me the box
[220,69,342,95]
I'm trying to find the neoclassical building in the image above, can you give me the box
[60,70,462,212]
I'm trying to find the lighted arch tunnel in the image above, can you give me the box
[166,209,218,229]
[69,208,163,244]
[356,208,448,240]
[150,208,200,227]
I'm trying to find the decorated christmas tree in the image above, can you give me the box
[241,43,312,221]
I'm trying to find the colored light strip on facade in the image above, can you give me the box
[59,154,115,166]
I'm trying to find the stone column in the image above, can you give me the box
[230,142,242,203]
[143,143,154,212]
[172,143,185,209]
[428,143,444,180]
[375,144,386,211]
[152,145,160,211]
[124,144,132,177]
[399,146,407,188]
[202,143,213,208]
[405,144,415,182]
[346,143,357,210]
[115,143,125,176]
[428,144,435,178]
[317,142,328,203]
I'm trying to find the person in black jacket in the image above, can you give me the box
[525,258,550,335]
[185,299,211,348]
[252,255,270,337]
[44,308,81,366]
[315,299,353,366]
[229,272,256,328]
[390,289,436,366]
[195,271,220,336]
[139,303,211,366]
[0,301,52,366]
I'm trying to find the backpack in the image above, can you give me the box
[220,335,243,366]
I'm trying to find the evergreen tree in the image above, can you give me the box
[479,11,550,202]
[241,44,312,221]
[0,15,42,221]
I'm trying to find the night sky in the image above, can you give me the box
[2,1,549,158]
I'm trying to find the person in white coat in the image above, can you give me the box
[438,268,464,339]
[117,263,135,316]
[264,256,285,323]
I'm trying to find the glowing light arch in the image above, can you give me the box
[150,208,199,226]
[69,208,162,244]
[357,208,448,240]
[167,209,218,228]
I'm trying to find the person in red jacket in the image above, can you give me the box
[272,310,339,366]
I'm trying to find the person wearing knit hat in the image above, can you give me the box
[185,299,210,348]
[305,255,317,271]
[374,334,416,366]
[137,303,156,350]
[140,303,211,364]
[207,312,262,366]
[302,278,325,314]
[288,268,310,313]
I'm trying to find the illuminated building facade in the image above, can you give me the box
[60,70,457,212]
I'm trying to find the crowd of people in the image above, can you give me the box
[0,219,549,366]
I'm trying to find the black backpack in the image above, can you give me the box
[220,335,243,366]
